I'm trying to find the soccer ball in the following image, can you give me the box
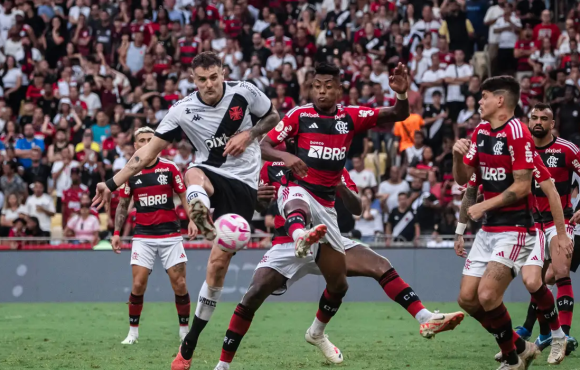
[215,213,251,253]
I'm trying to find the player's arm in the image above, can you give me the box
[260,116,307,177]
[454,182,478,257]
[453,134,477,186]
[256,184,276,213]
[375,63,410,128]
[112,184,131,254]
[336,183,362,216]
[540,178,568,239]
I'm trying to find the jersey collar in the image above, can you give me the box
[144,158,160,169]
[534,135,557,150]
[313,103,338,117]
[490,116,516,133]
[197,82,226,107]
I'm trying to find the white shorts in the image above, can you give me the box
[130,236,187,271]
[256,237,360,295]
[543,224,575,260]
[462,230,538,277]
[277,185,344,254]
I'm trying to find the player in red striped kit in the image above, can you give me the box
[112,127,196,345]
[259,62,411,363]
[452,76,572,370]
[211,160,463,369]
[513,103,579,354]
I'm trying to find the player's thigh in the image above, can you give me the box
[131,265,151,294]
[345,244,392,280]
[521,229,545,292]
[130,239,157,271]
[549,228,573,278]
[521,265,543,293]
[316,243,348,293]
[462,230,491,278]
[458,275,481,313]
[158,238,188,272]
[202,168,257,222]
[309,203,343,254]
[478,261,514,309]
[206,242,234,279]
[278,186,311,221]
[242,267,289,310]
[185,165,215,196]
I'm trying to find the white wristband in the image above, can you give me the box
[396,92,408,100]
[455,222,467,236]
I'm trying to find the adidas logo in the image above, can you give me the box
[276,170,284,177]
[180,253,186,259]
[496,251,504,257]
[135,179,142,185]
[309,123,319,129]
[531,255,539,261]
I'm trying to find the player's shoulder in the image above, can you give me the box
[230,80,264,99]
[343,104,376,117]
[505,118,530,140]
[167,92,198,112]
[262,161,285,168]
[555,136,580,154]
[159,157,181,171]
[284,103,315,118]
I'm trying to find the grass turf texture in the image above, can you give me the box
[0,302,577,370]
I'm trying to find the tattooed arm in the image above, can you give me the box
[113,136,169,188]
[111,197,131,254]
[467,169,532,220]
[454,184,477,257]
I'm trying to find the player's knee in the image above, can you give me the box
[184,167,205,185]
[241,283,270,310]
[477,287,500,311]
[457,292,479,313]
[132,280,148,295]
[328,280,349,297]
[545,269,556,285]
[284,202,310,221]
[171,275,188,295]
[522,271,542,293]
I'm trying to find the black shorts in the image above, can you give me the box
[572,235,580,273]
[198,167,257,223]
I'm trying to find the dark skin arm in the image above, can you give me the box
[255,184,276,213]
[375,63,410,128]
[336,183,362,216]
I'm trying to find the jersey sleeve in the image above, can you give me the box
[266,110,300,145]
[565,143,580,177]
[170,163,186,194]
[155,105,183,142]
[468,172,480,187]
[340,168,359,193]
[533,151,552,184]
[463,128,480,168]
[239,82,273,119]
[508,123,535,171]
[259,162,271,186]
[119,182,132,198]
[346,106,380,133]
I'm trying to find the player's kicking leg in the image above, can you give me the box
[344,243,464,338]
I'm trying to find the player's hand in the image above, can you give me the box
[92,182,112,212]
[453,138,471,158]
[454,234,467,258]
[188,220,198,240]
[111,234,122,254]
[557,234,574,259]
[257,184,277,201]
[282,153,308,178]
[223,131,252,157]
[467,203,486,221]
[571,210,580,224]
[389,62,409,93]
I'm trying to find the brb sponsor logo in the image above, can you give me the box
[308,144,347,160]
[481,166,506,181]
[205,133,230,148]
[139,193,168,207]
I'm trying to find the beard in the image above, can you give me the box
[531,126,550,138]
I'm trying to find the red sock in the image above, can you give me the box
[556,277,574,335]
[175,293,191,327]
[379,268,425,317]
[488,303,517,360]
[129,293,144,327]
[220,304,254,363]
[285,211,306,239]
[316,289,344,323]
[531,285,560,331]
[472,307,493,333]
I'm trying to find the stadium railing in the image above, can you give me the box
[0,234,477,250]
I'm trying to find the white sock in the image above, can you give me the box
[291,228,306,242]
[309,317,327,337]
[179,325,189,336]
[129,326,139,337]
[415,309,434,325]
[552,327,566,339]
[187,185,211,209]
[217,361,230,369]
[194,281,222,321]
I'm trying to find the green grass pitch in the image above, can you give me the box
[0,302,577,370]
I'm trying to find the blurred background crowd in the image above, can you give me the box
[0,0,576,247]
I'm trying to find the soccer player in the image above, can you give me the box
[211,161,464,370]
[456,152,571,366]
[452,76,573,369]
[91,52,280,369]
[112,127,196,344]
[513,103,578,353]
[259,62,410,362]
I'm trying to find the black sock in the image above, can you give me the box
[180,315,208,360]
[522,300,537,333]
[515,336,526,354]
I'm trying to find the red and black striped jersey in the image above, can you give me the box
[464,118,536,233]
[259,161,357,245]
[119,158,186,238]
[533,136,580,227]
[266,104,378,207]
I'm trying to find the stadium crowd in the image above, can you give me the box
[0,0,577,246]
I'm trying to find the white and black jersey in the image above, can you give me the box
[155,81,272,189]
[388,207,418,241]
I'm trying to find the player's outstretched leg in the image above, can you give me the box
[345,244,464,338]
[122,266,149,344]
[184,167,216,240]
[167,262,190,342]
[214,268,288,370]
[306,243,347,364]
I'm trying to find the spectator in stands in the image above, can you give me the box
[533,10,560,47]
[492,3,521,76]
[557,86,580,141]
[64,198,100,245]
[1,161,26,199]
[349,155,377,192]
[457,95,477,125]
[378,166,410,214]
[1,193,25,236]
[24,147,51,194]
[354,192,383,243]
[75,128,101,161]
[444,49,473,122]
[15,123,45,169]
[8,217,26,249]
[517,0,545,26]
[529,37,560,72]
[1,55,23,114]
[421,53,446,106]
[514,24,536,80]
[23,181,54,237]
[173,141,193,172]
[61,167,88,227]
[394,107,425,157]
[37,83,59,120]
[266,41,297,73]
[80,81,101,118]
[92,110,111,146]
[439,0,475,60]
[386,192,420,246]
[52,147,79,212]
[408,146,435,181]
[423,90,447,153]
[47,129,74,164]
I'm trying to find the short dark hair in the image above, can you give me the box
[314,62,340,79]
[398,192,409,198]
[480,76,520,109]
[533,102,552,112]
[432,90,442,97]
[191,51,222,70]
